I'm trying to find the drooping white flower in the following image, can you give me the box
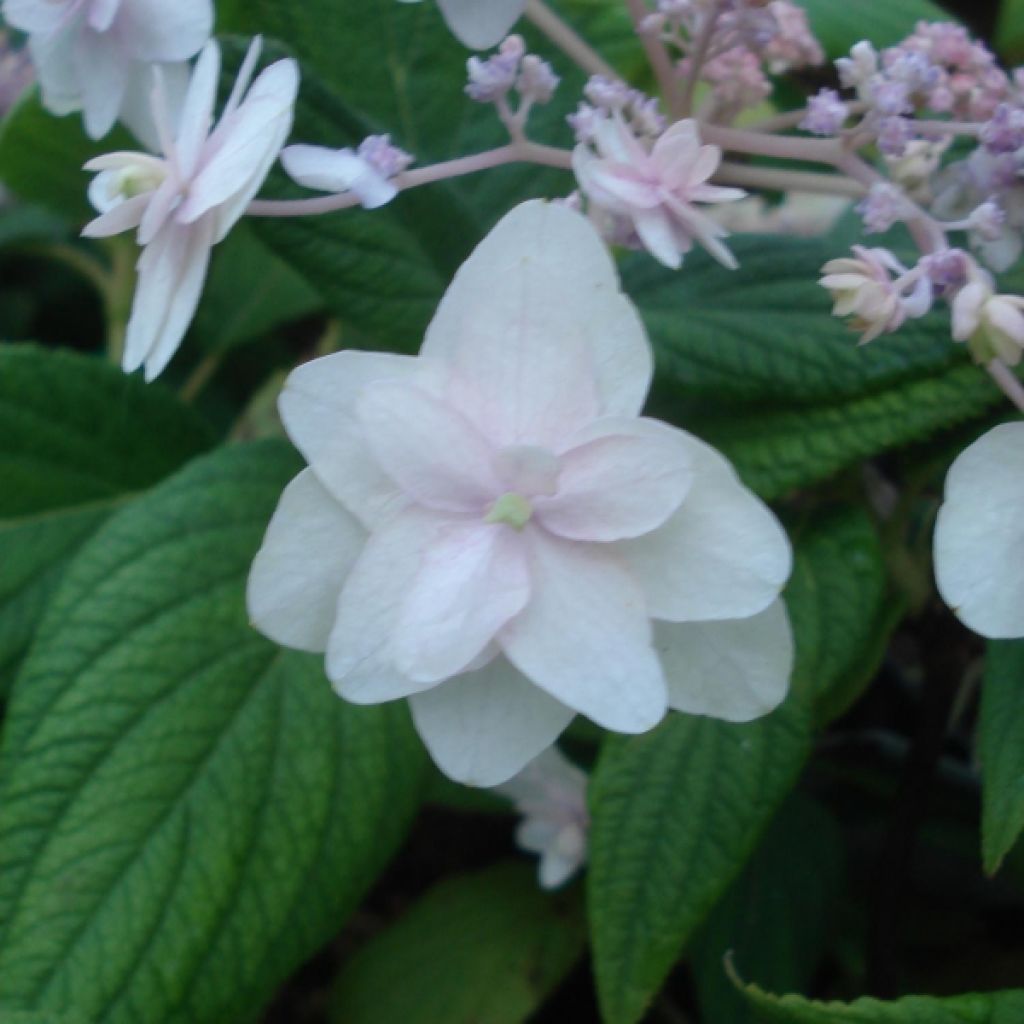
[4,0,213,140]
[82,39,299,381]
[397,0,526,49]
[573,116,746,270]
[951,272,1024,366]
[934,422,1024,638]
[247,200,794,787]
[495,747,589,889]
[819,245,931,344]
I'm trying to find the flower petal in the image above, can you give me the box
[278,350,420,526]
[247,468,367,652]
[655,599,794,721]
[409,658,574,786]
[281,145,397,208]
[500,529,668,732]
[435,0,527,48]
[421,200,652,444]
[934,422,1024,638]
[357,380,501,513]
[74,29,128,140]
[173,38,220,180]
[535,424,693,542]
[617,423,792,621]
[114,0,213,62]
[394,522,530,682]
[326,507,443,702]
[633,207,684,269]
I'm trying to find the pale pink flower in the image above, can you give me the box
[398,0,526,49]
[819,246,931,344]
[82,39,299,380]
[496,747,589,889]
[951,274,1024,365]
[934,422,1024,638]
[248,201,794,787]
[3,0,212,140]
[573,117,746,270]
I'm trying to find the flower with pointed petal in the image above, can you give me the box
[4,0,213,140]
[397,0,526,49]
[573,116,746,270]
[934,422,1024,638]
[951,271,1024,366]
[248,201,794,787]
[496,747,589,889]
[82,39,299,381]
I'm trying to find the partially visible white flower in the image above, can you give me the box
[573,116,746,270]
[934,422,1024,638]
[282,135,413,210]
[951,272,1024,365]
[247,200,794,787]
[496,747,588,889]
[836,40,879,97]
[397,0,526,49]
[3,0,213,140]
[819,246,931,344]
[82,39,299,380]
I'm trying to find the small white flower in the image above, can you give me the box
[82,39,299,381]
[397,0,526,49]
[934,422,1024,638]
[248,200,794,787]
[282,135,413,210]
[951,274,1024,365]
[496,747,589,889]
[573,116,746,270]
[819,246,931,344]
[3,0,213,140]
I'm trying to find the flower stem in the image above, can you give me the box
[714,161,866,198]
[246,142,573,218]
[625,0,678,111]
[524,0,618,79]
[678,0,723,118]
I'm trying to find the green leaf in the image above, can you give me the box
[798,0,952,59]
[191,221,321,353]
[0,344,214,695]
[784,508,899,722]
[980,639,1024,875]
[0,90,135,222]
[629,237,1008,500]
[690,796,845,1024]
[330,863,585,1024]
[736,983,1024,1023]
[996,0,1024,62]
[0,441,427,1024]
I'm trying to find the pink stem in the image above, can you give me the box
[625,0,678,111]
[524,0,618,80]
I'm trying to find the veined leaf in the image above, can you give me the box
[799,0,952,60]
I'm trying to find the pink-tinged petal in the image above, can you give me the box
[278,350,421,526]
[357,380,501,513]
[633,207,684,269]
[934,422,1024,638]
[74,29,128,140]
[584,162,662,210]
[409,658,574,786]
[221,37,263,119]
[82,192,151,237]
[119,60,190,151]
[393,522,530,682]
[281,145,397,208]
[173,39,220,180]
[435,0,526,48]
[689,183,746,204]
[684,144,722,188]
[617,424,792,621]
[593,113,648,165]
[500,529,668,732]
[655,599,794,721]
[115,0,213,62]
[327,507,444,702]
[572,145,636,216]
[536,427,692,542]
[141,213,216,380]
[247,468,367,653]
[650,122,701,187]
[422,201,652,443]
[137,177,181,246]
[179,58,299,234]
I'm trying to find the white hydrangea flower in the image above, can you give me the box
[247,200,794,787]
[495,747,589,889]
[397,0,526,49]
[934,422,1024,638]
[3,0,213,140]
[82,39,299,381]
[573,117,746,270]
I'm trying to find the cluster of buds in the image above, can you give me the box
[641,0,823,122]
[465,34,559,131]
[569,75,665,145]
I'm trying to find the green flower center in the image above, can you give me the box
[484,492,533,530]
